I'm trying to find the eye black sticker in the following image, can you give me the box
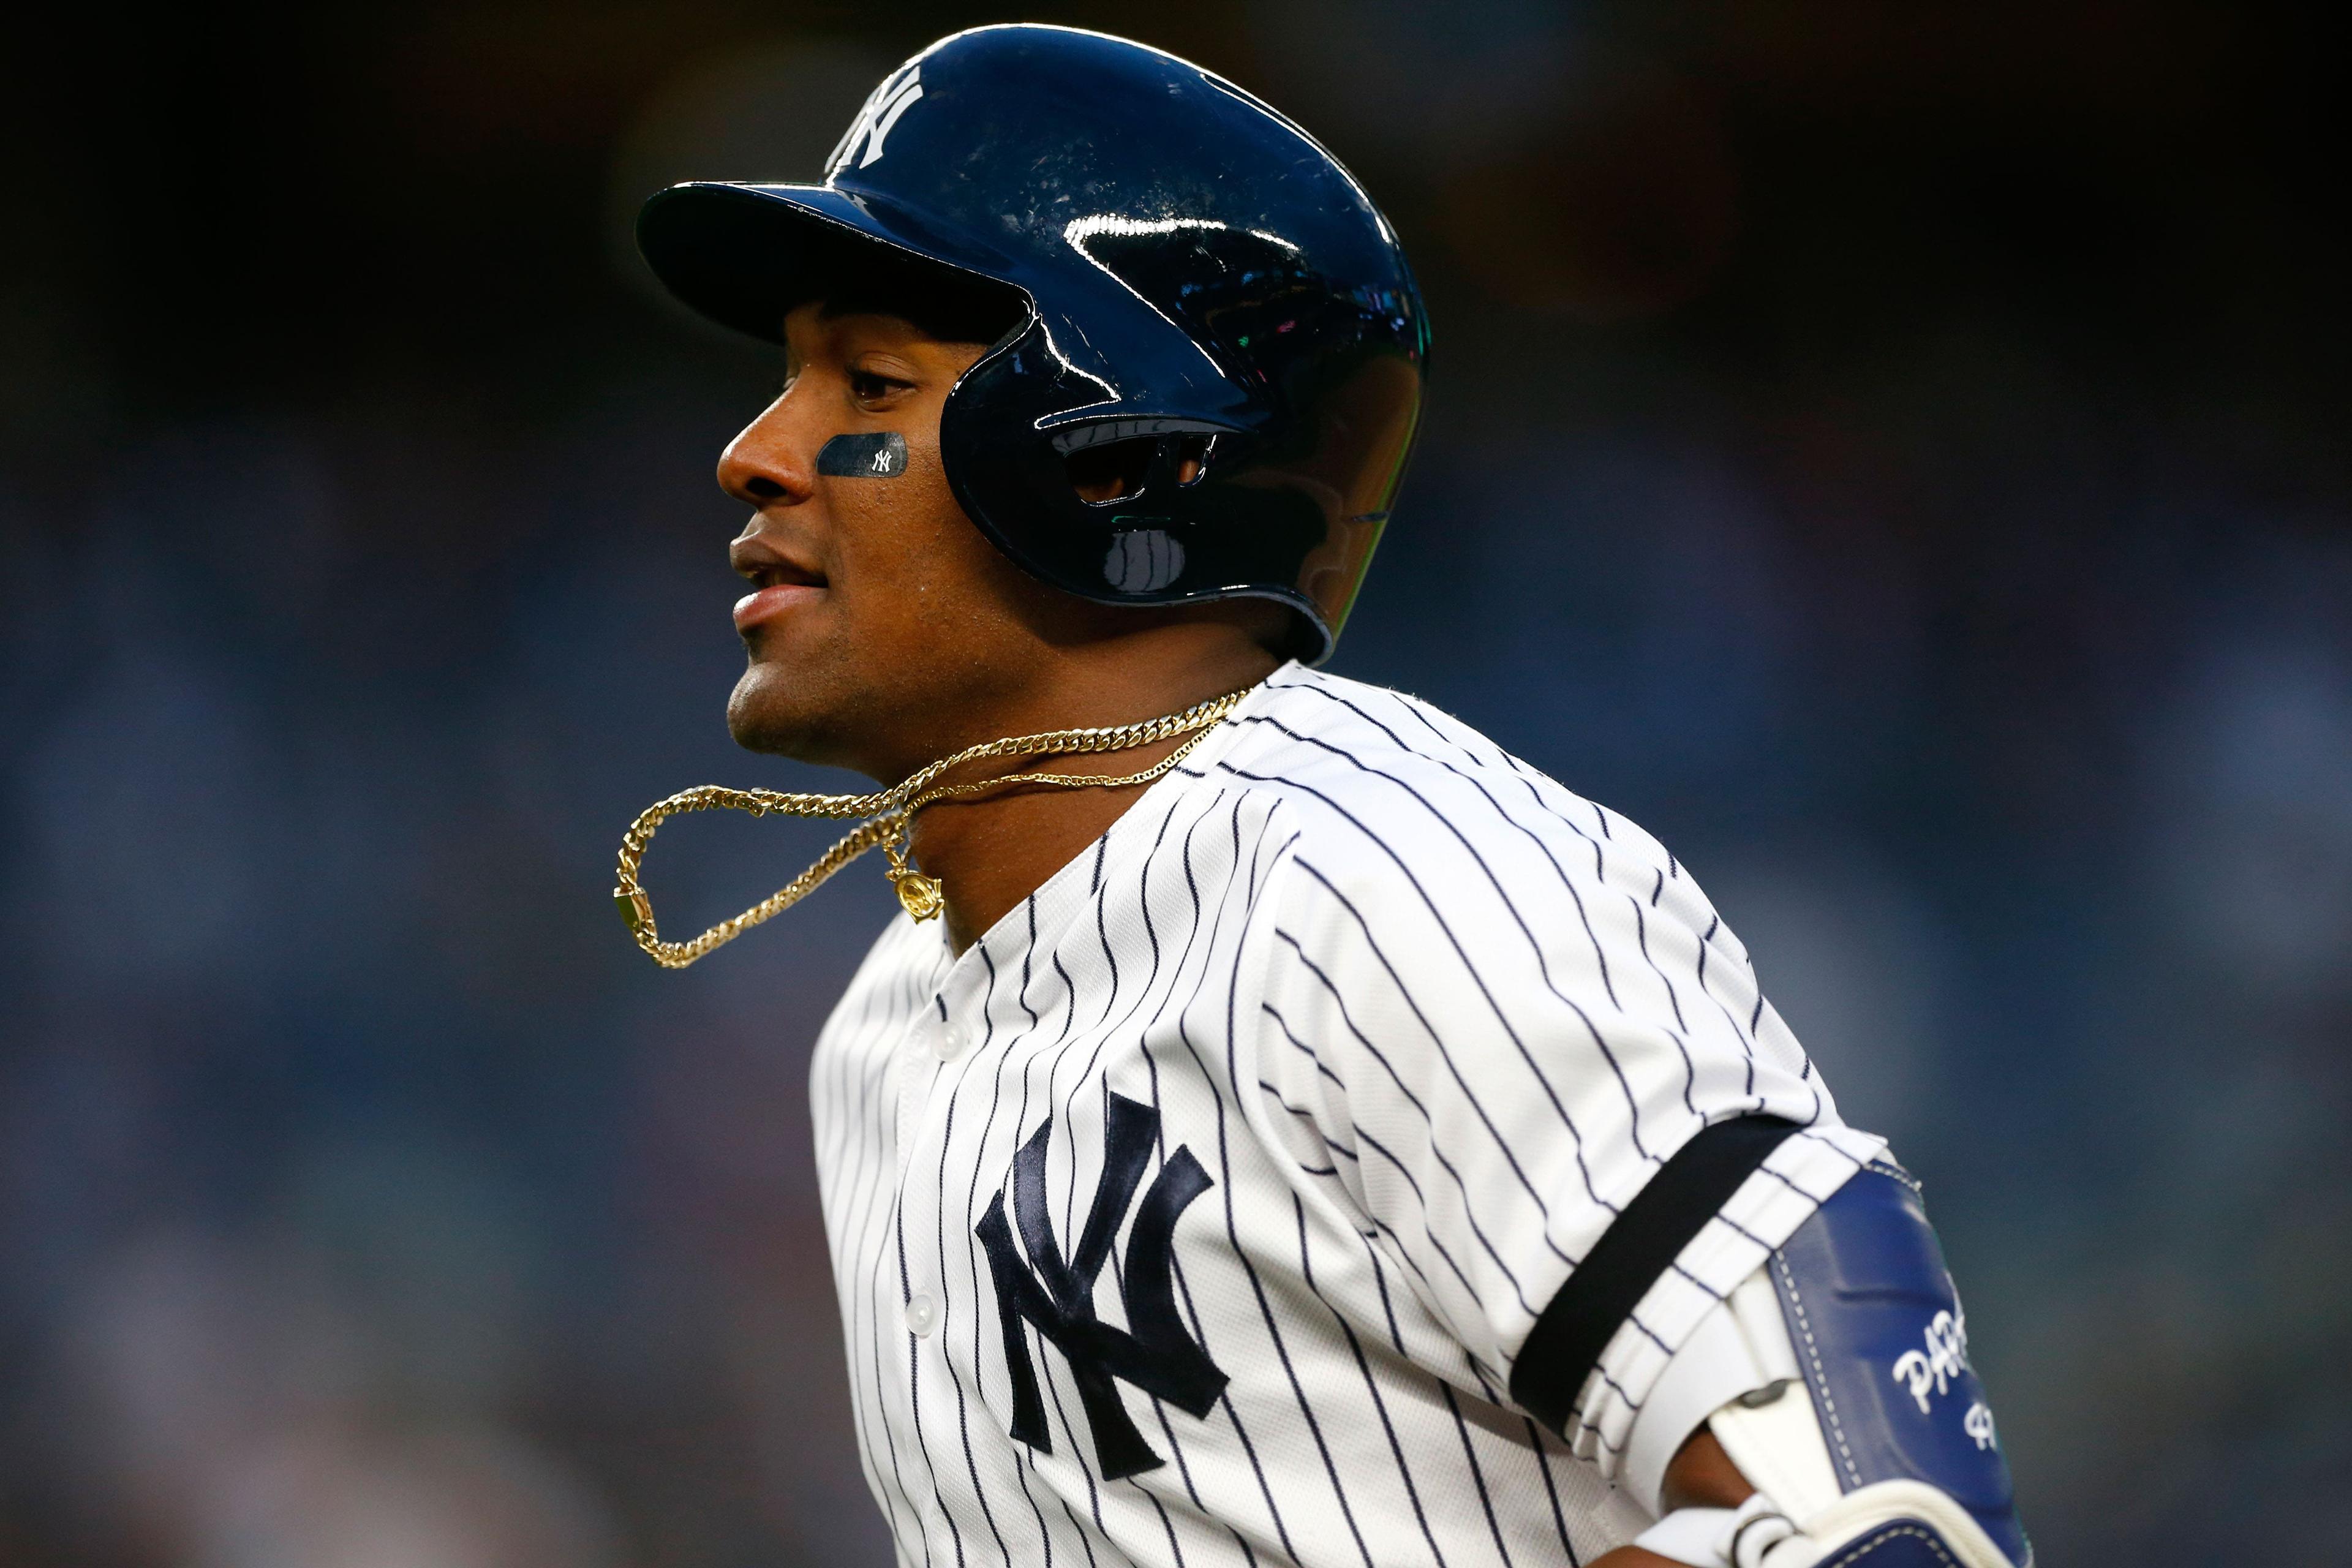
[817,432,909,478]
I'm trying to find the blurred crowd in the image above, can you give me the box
[3,2,2346,1564]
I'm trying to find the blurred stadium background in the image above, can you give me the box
[2,2,2346,1562]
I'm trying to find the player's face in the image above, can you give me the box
[716,302,1077,780]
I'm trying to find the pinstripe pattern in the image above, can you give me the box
[809,666,1886,1567]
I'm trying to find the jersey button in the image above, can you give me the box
[933,1024,967,1061]
[904,1293,938,1337]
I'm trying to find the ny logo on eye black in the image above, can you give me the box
[975,1093,1228,1479]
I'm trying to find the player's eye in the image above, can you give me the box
[849,369,912,404]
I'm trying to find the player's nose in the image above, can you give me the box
[717,398,816,509]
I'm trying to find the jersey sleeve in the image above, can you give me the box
[1236,775,1885,1465]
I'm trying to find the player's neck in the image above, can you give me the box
[907,637,1277,954]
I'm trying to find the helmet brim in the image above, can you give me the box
[636,181,1023,345]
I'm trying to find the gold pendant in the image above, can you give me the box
[894,870,944,922]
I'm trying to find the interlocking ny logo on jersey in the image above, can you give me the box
[828,64,923,172]
[976,1093,1228,1479]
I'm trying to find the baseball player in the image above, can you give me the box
[624,25,2030,1568]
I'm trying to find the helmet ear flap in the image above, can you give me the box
[1139,437,1183,497]
[1052,428,1221,508]
[1169,433,1215,488]
[1062,435,1159,507]
[1143,432,1217,492]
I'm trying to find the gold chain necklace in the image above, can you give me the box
[612,685,1254,968]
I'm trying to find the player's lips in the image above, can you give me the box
[733,578,824,631]
[730,545,827,633]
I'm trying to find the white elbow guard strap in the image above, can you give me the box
[1632,1163,2032,1568]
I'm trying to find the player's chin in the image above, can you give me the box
[724,660,842,763]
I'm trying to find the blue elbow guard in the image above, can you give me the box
[1752,1161,2031,1566]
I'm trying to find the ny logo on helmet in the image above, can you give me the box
[829,64,924,172]
[974,1093,1227,1479]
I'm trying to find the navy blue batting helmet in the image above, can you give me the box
[637,24,1430,663]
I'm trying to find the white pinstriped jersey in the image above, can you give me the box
[809,664,1887,1568]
